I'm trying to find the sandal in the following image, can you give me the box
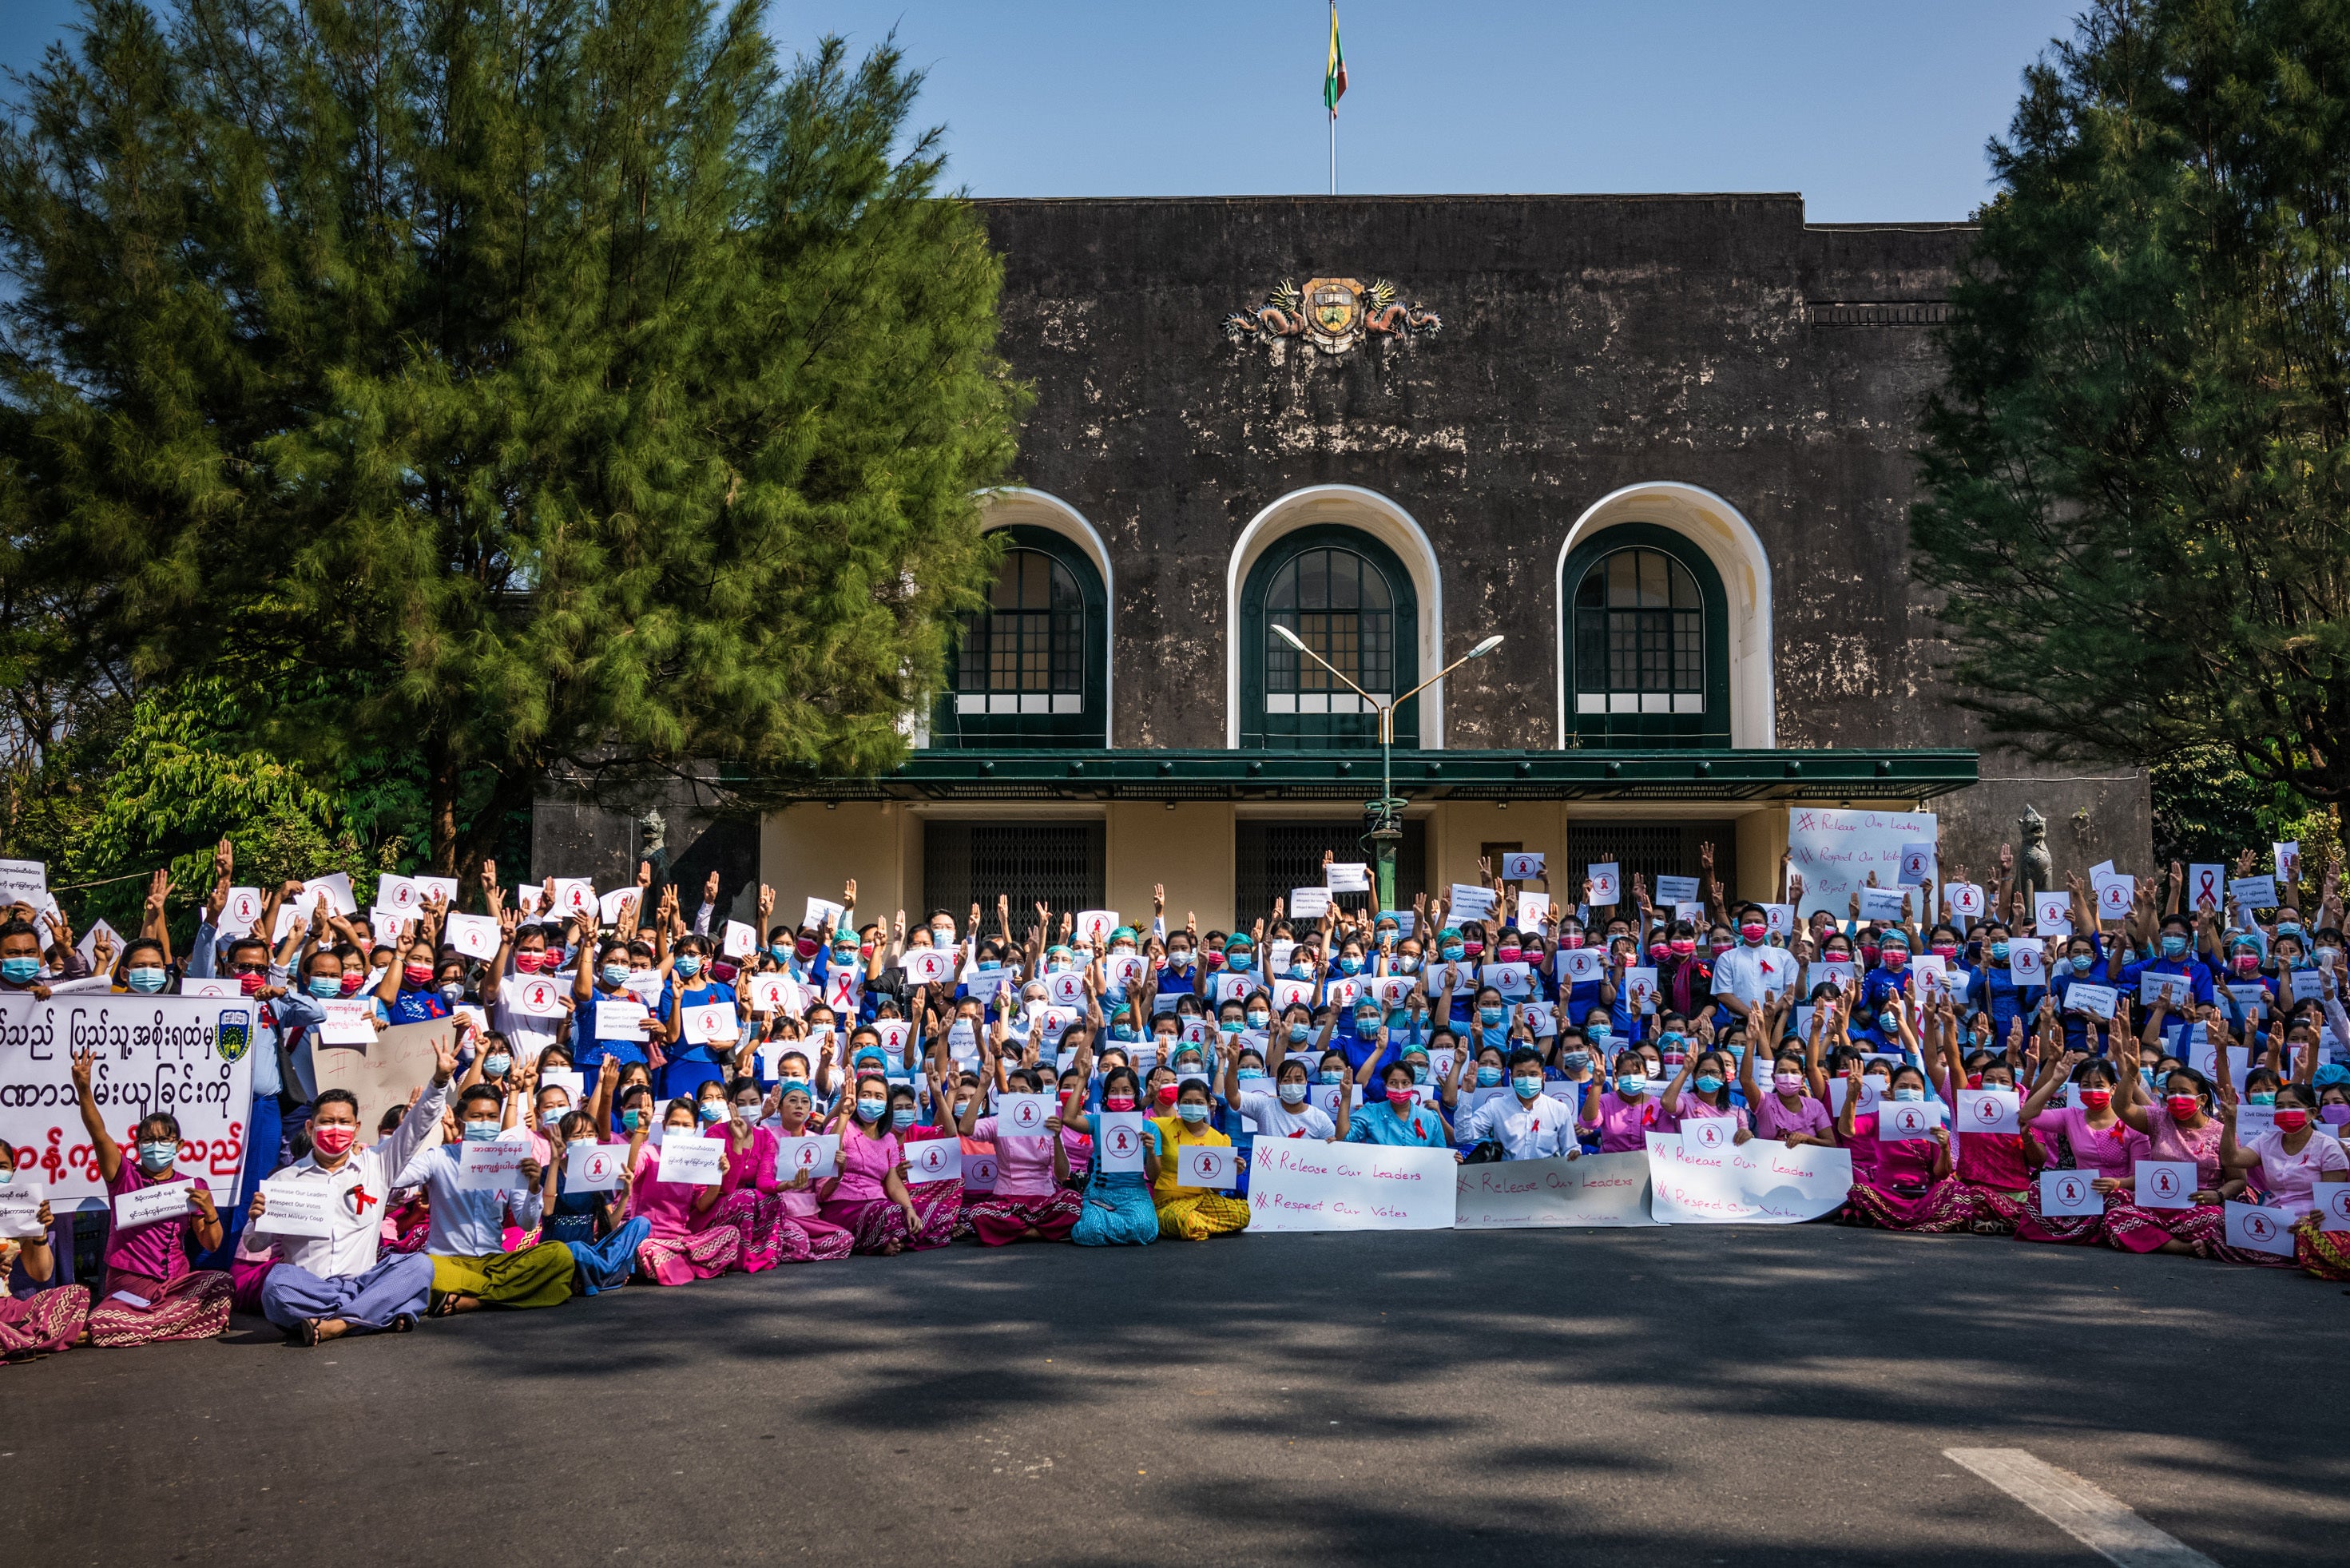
[389,1312,417,1333]
[430,1293,466,1318]
[290,1317,321,1348]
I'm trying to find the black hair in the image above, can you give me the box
[458,1084,504,1113]
[135,1110,182,1143]
[312,1089,359,1116]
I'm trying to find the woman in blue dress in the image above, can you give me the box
[1066,1060,1161,1246]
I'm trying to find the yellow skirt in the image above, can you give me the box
[1155,1192,1251,1241]
[431,1242,577,1309]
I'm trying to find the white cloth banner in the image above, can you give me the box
[1453,1151,1661,1229]
[1244,1141,1455,1233]
[1644,1133,1853,1224]
[0,994,260,1205]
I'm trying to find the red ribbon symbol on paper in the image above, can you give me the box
[2198,870,2217,907]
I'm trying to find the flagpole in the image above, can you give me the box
[1328,0,1336,195]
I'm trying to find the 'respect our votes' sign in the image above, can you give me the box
[1786,808,1938,920]
[1244,1141,1455,1233]
[1643,1132,1853,1224]
[0,994,259,1205]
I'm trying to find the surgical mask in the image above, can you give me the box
[2070,955,2094,974]
[127,967,168,994]
[542,1107,566,1127]
[1111,1024,1139,1042]
[462,1120,502,1141]
[1877,1012,1899,1034]
[1479,1006,1504,1026]
[1288,963,1314,981]
[2249,1092,2277,1106]
[2273,1109,2310,1133]
[1355,1013,1381,1034]
[1741,923,1766,945]
[1694,1074,1725,1094]
[621,1109,645,1133]
[891,1109,916,1130]
[312,1123,357,1157]
[483,1053,512,1078]
[2165,1094,2201,1118]
[1177,1102,1209,1125]
[1476,1066,1503,1086]
[1562,1052,1591,1072]
[308,975,343,998]
[1587,1025,1612,1046]
[1,957,39,984]
[1614,1074,1647,1095]
[1246,1011,1269,1030]
[1336,955,1363,975]
[1990,942,2010,963]
[1891,1088,1923,1103]
[732,1102,760,1122]
[697,1102,726,1124]
[1411,1065,1430,1083]
[855,1098,887,1122]
[1395,955,1421,974]
[1931,943,1956,959]
[1773,1072,1804,1093]
[137,1140,177,1173]
[1319,1070,1344,1085]
[2079,1087,2112,1109]
[1441,944,1465,962]
[2234,954,2261,975]
[1288,1024,1311,1043]
[1238,1067,1268,1084]
[770,944,792,963]
[1174,1056,1204,1076]
[676,955,702,979]
[1220,1018,1244,1035]
[1225,951,1253,972]
[403,963,433,988]
[2160,935,2187,959]
[1513,1076,1542,1099]
[601,963,629,987]
[1659,1030,1685,1050]
[1166,949,1194,969]
[1277,1080,1308,1104]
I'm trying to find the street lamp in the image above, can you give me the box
[1271,625,1504,911]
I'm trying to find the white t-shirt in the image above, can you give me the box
[2248,1128,2348,1212]
[490,995,567,1064]
[1236,1090,1335,1140]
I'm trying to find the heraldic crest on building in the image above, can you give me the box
[1223,276,1441,353]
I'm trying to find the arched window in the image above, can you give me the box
[1560,525,1729,747]
[1240,526,1418,749]
[932,526,1107,747]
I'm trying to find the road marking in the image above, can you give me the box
[1944,1448,2221,1568]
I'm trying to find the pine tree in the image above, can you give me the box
[0,0,1022,877]
[1911,0,2350,803]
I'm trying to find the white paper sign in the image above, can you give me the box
[1583,864,1620,906]
[1786,808,1937,919]
[905,1138,961,1183]
[681,1002,740,1045]
[2064,983,2118,1022]
[1325,862,1371,892]
[1559,947,1603,986]
[994,1093,1055,1137]
[595,999,649,1040]
[1642,1133,1854,1224]
[308,871,359,917]
[654,1133,722,1186]
[550,878,597,919]
[2317,1183,2350,1229]
[901,947,956,985]
[251,1177,335,1238]
[444,911,502,961]
[1096,1111,1149,1173]
[1857,886,1909,923]
[774,1135,841,1179]
[565,1142,628,1191]
[1897,843,1934,886]
[0,858,48,907]
[2038,1169,2103,1217]
[455,1133,533,1191]
[1945,882,1985,920]
[745,973,798,1014]
[1177,1145,1238,1189]
[2134,1159,2197,1209]
[1244,1141,1456,1232]
[1514,891,1551,931]
[1074,910,1119,946]
[2229,875,2280,911]
[1446,883,1499,922]
[2139,971,2193,1008]
[508,975,570,1019]
[803,896,845,931]
[721,920,759,960]
[1955,1089,2020,1135]
[1623,966,1659,1014]
[1046,971,1086,1008]
[1880,1100,1944,1141]
[2007,937,2046,985]
[2094,875,2135,919]
[216,886,265,940]
[2185,863,2228,911]
[0,1176,46,1239]
[1288,887,1332,919]
[113,1180,199,1230]
[2225,1200,2296,1256]
[318,999,377,1046]
[1501,853,1545,881]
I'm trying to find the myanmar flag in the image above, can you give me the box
[1324,6,1347,114]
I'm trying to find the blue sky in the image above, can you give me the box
[4,1,2084,220]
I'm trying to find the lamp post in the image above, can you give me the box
[1271,625,1503,912]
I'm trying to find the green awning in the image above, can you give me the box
[754,748,1978,804]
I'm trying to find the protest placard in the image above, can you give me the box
[1453,1152,1660,1229]
[1643,1133,1853,1224]
[1244,1141,1455,1233]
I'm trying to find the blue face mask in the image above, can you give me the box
[1320,1069,1344,1084]
[1892,1087,1923,1102]
[1615,1074,1647,1095]
[137,1140,177,1173]
[1237,1066,1268,1082]
[1177,1102,1209,1124]
[127,967,168,994]
[1225,951,1253,972]
[1479,1006,1504,1026]
[1356,1014,1382,1034]
[1336,955,1363,975]
[2160,935,2188,959]
[541,1107,566,1126]
[308,975,343,998]
[1877,1012,1900,1034]
[2,957,40,984]
[676,955,702,979]
[1658,1030,1685,1049]
[1587,1025,1613,1046]
[1990,942,2010,963]
[1288,1024,1311,1043]
[770,944,792,962]
[1562,1051,1591,1072]
[698,1102,725,1124]
[1288,963,1314,981]
[855,1098,887,1122]
[483,1054,512,1078]
[601,963,629,988]
[978,958,1001,972]
[621,1109,645,1133]
[2070,955,2094,974]
[1111,1024,1139,1042]
[1221,1018,1244,1034]
[1513,1076,1542,1099]
[461,1121,501,1141]
[1411,1065,1430,1083]
[2277,923,2304,941]
[1476,1066,1503,1086]
[1441,944,1465,963]
[891,1109,917,1129]
[1245,1012,1269,1030]
[1694,1074,1725,1094]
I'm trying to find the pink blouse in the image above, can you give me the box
[714,1125,781,1197]
[103,1161,201,1286]
[1855,1113,1937,1189]
[627,1147,705,1241]
[2145,1104,2223,1190]
[972,1116,1058,1197]
[1753,1093,1832,1142]
[1594,1092,1657,1153]
[831,1129,902,1205]
[2033,1107,2146,1180]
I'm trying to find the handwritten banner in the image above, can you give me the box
[0,994,258,1205]
[1786,808,1938,920]
[1453,1152,1661,1229]
[1644,1133,1853,1224]
[1244,1141,1455,1233]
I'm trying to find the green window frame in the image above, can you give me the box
[1240,525,1419,750]
[931,525,1108,748]
[1561,524,1731,748]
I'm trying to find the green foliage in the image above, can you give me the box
[2148,744,2340,867]
[0,0,1022,878]
[1911,0,2350,802]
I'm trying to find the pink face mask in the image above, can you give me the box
[1773,1072,1804,1093]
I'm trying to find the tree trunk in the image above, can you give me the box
[428,740,461,875]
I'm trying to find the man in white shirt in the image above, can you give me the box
[1453,1050,1579,1159]
[394,1083,571,1313]
[1710,902,1795,1021]
[247,1027,458,1345]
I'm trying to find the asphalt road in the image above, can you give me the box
[9,1224,2347,1566]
